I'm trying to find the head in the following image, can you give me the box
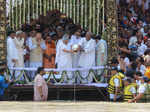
[136,30,142,37]
[46,35,51,43]
[21,32,27,39]
[35,32,42,41]
[62,34,70,44]
[95,35,102,43]
[74,29,81,37]
[131,61,137,70]
[85,32,92,41]
[111,57,119,67]
[56,26,64,39]
[49,32,57,41]
[111,67,118,76]
[139,76,149,84]
[37,67,45,76]
[138,20,143,28]
[137,37,143,44]
[145,16,150,24]
[30,30,36,37]
[8,31,16,39]
[16,31,23,38]
[124,78,132,86]
[134,71,142,80]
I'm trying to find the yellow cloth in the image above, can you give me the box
[30,38,43,62]
[124,84,135,101]
[145,67,150,79]
[107,73,123,94]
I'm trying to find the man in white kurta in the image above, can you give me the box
[7,31,19,78]
[57,34,73,84]
[29,32,46,79]
[96,36,107,82]
[78,32,96,84]
[13,31,25,79]
[70,30,82,68]
[14,31,25,67]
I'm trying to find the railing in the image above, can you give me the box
[5,66,109,84]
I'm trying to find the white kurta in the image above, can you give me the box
[96,39,107,82]
[57,41,72,69]
[7,36,19,67]
[57,41,73,84]
[70,35,81,68]
[78,38,96,83]
[79,38,96,67]
[96,39,107,66]
[14,37,25,67]
[55,39,62,65]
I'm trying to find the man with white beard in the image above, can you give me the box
[29,32,46,79]
[78,32,96,84]
[13,31,25,79]
[70,29,82,68]
[7,31,19,78]
[57,34,74,84]
[14,31,25,67]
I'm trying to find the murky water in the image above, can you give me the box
[0,101,149,112]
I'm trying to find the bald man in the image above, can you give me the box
[78,32,96,84]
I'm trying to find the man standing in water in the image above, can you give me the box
[34,67,48,101]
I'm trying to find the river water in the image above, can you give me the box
[0,101,149,112]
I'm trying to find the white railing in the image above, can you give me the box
[6,66,109,84]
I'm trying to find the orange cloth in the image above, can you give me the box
[43,40,56,68]
[145,67,150,79]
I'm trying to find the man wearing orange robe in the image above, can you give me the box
[43,32,56,68]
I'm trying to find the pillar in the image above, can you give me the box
[0,0,6,67]
[106,0,118,62]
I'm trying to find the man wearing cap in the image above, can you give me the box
[43,32,56,68]
[57,34,74,84]
[107,68,125,101]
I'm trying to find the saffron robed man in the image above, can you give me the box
[107,68,125,101]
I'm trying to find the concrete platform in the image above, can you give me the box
[7,83,108,101]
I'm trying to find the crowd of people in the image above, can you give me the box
[106,0,150,103]
[6,10,107,84]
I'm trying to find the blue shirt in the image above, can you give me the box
[0,75,8,96]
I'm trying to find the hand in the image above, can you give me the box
[70,50,74,53]
[128,99,133,103]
